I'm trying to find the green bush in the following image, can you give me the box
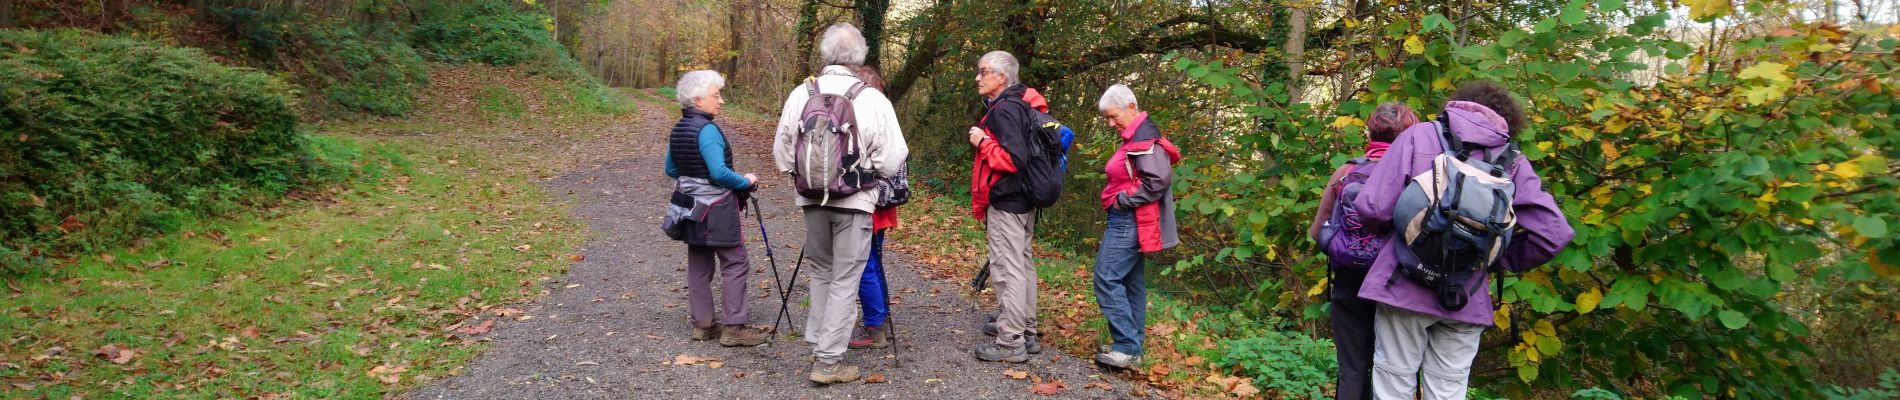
[1214,331,1336,399]
[0,29,317,275]
[408,0,631,116]
[408,1,561,68]
[1828,369,1900,400]
[208,7,429,118]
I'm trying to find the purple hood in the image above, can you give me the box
[1350,101,1577,326]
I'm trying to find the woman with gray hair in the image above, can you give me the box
[1090,83,1180,369]
[771,23,909,385]
[662,70,767,347]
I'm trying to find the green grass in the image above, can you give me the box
[476,84,527,120]
[0,131,584,397]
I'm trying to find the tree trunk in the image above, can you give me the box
[795,0,820,77]
[1283,6,1308,102]
[188,0,206,24]
[1,0,14,29]
[1004,0,1038,83]
[102,0,127,33]
[724,0,743,78]
[855,0,888,69]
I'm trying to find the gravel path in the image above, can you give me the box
[406,102,1132,399]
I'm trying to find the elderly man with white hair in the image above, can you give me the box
[965,50,1046,363]
[662,70,768,347]
[1089,84,1180,369]
[771,23,908,385]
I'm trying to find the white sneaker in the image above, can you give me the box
[1095,351,1140,369]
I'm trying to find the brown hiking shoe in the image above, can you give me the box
[808,360,861,384]
[848,325,890,349]
[691,324,720,341]
[719,325,767,347]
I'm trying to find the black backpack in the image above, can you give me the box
[1004,98,1067,208]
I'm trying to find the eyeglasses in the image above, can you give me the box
[975,68,996,79]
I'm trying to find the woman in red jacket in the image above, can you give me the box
[1091,84,1181,369]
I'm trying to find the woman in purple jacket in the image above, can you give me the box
[1349,81,1576,399]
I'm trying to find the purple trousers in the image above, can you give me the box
[687,244,750,327]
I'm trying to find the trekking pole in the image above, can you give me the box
[754,196,802,339]
[878,243,901,368]
[771,247,806,339]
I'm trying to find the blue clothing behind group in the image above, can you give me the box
[859,231,889,326]
[665,123,752,191]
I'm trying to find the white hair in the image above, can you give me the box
[819,24,868,66]
[1097,84,1139,112]
[979,51,1020,86]
[674,70,725,109]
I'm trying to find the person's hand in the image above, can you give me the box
[967,127,986,146]
[744,173,759,187]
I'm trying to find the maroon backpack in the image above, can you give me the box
[791,76,877,202]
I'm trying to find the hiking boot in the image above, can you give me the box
[719,325,767,347]
[973,342,1029,363]
[691,324,720,341]
[1098,344,1112,355]
[808,360,862,384]
[982,314,999,336]
[848,325,890,349]
[1095,351,1141,369]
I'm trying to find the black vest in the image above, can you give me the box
[668,108,733,180]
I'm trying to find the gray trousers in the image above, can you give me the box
[1371,303,1484,400]
[801,207,872,363]
[987,207,1037,347]
[686,244,750,328]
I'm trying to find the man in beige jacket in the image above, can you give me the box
[771,23,909,385]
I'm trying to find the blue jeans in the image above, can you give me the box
[858,230,889,327]
[1094,210,1146,355]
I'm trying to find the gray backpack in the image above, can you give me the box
[1390,114,1521,312]
[791,75,876,204]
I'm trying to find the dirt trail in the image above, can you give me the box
[406,98,1130,399]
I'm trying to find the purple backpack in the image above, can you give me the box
[791,76,876,203]
[1319,157,1386,272]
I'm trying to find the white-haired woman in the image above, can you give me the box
[1090,84,1181,369]
[770,23,908,384]
[662,70,766,347]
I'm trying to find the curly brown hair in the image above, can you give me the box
[1449,80,1525,136]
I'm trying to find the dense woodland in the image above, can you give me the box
[2,0,1899,398]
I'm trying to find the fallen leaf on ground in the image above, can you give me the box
[1147,363,1171,377]
[1227,378,1261,397]
[368,364,407,384]
[862,372,887,384]
[513,244,532,252]
[1085,381,1113,390]
[1029,378,1068,395]
[668,355,717,365]
[707,361,725,369]
[240,326,260,339]
[568,254,585,262]
[493,308,524,317]
[1003,368,1029,380]
[92,344,138,364]
[1131,386,1149,397]
[457,320,495,335]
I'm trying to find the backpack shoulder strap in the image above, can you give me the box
[1490,143,1523,177]
[804,76,820,97]
[1435,111,1471,157]
[844,82,868,100]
